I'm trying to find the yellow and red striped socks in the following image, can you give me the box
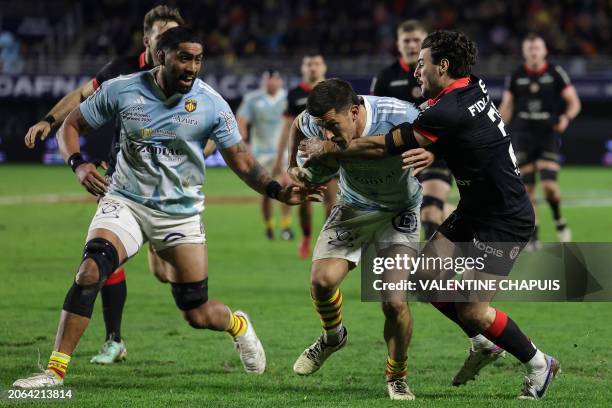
[313,288,344,345]
[226,312,247,338]
[47,351,71,379]
[385,356,407,380]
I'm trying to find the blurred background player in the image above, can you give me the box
[237,70,294,240]
[371,20,453,241]
[22,5,187,364]
[274,53,338,257]
[500,34,581,249]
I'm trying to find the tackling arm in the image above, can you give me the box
[25,79,96,148]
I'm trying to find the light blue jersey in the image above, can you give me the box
[237,89,287,155]
[79,68,241,216]
[296,95,422,211]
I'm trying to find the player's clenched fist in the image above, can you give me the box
[24,121,52,149]
[75,162,109,197]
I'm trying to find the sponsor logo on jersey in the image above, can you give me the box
[172,114,199,126]
[473,238,504,257]
[184,98,197,112]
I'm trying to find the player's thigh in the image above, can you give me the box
[87,196,145,263]
[147,242,174,283]
[157,243,208,283]
[535,159,560,172]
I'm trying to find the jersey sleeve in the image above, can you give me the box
[210,97,242,148]
[412,101,459,143]
[93,60,120,90]
[370,71,386,96]
[552,65,572,94]
[284,90,300,117]
[79,80,119,129]
[236,93,254,121]
[294,111,324,140]
[504,72,517,95]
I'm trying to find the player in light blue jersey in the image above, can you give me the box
[288,79,435,400]
[237,70,294,241]
[13,27,323,390]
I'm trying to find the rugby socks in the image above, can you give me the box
[385,356,407,380]
[299,204,312,238]
[482,309,537,364]
[313,288,344,345]
[265,218,275,230]
[281,215,292,230]
[422,221,440,241]
[431,302,478,337]
[47,351,71,379]
[548,197,562,221]
[226,312,247,338]
[100,267,127,342]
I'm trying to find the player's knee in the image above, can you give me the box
[76,238,120,286]
[171,279,208,314]
[456,306,488,330]
[310,268,337,294]
[75,258,100,286]
[381,301,409,321]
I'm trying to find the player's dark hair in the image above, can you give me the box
[156,27,202,53]
[303,52,325,61]
[523,33,545,43]
[143,5,185,34]
[421,30,477,79]
[307,78,360,117]
[397,19,427,34]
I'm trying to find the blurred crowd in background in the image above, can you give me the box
[1,0,610,74]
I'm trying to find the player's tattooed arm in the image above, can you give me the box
[221,141,274,195]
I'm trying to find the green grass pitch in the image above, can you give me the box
[0,165,611,407]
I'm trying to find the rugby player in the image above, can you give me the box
[21,5,215,365]
[13,27,322,389]
[371,20,454,240]
[273,54,338,257]
[237,70,294,240]
[300,31,559,400]
[499,34,581,249]
[287,78,438,400]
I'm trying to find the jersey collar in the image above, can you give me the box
[399,57,412,73]
[523,62,548,75]
[360,96,373,137]
[299,81,312,92]
[427,77,470,106]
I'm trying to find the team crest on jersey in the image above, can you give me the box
[184,98,197,113]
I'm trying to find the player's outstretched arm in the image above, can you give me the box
[56,107,108,196]
[554,86,581,133]
[24,79,96,149]
[220,141,324,205]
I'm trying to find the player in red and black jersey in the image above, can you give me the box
[499,34,581,248]
[23,5,187,364]
[371,20,454,241]
[274,53,338,258]
[300,31,559,400]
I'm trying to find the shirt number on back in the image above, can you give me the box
[487,106,507,136]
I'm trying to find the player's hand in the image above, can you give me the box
[298,139,340,166]
[287,166,310,185]
[277,184,325,205]
[401,148,434,175]
[553,114,569,133]
[24,121,52,149]
[75,162,109,197]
